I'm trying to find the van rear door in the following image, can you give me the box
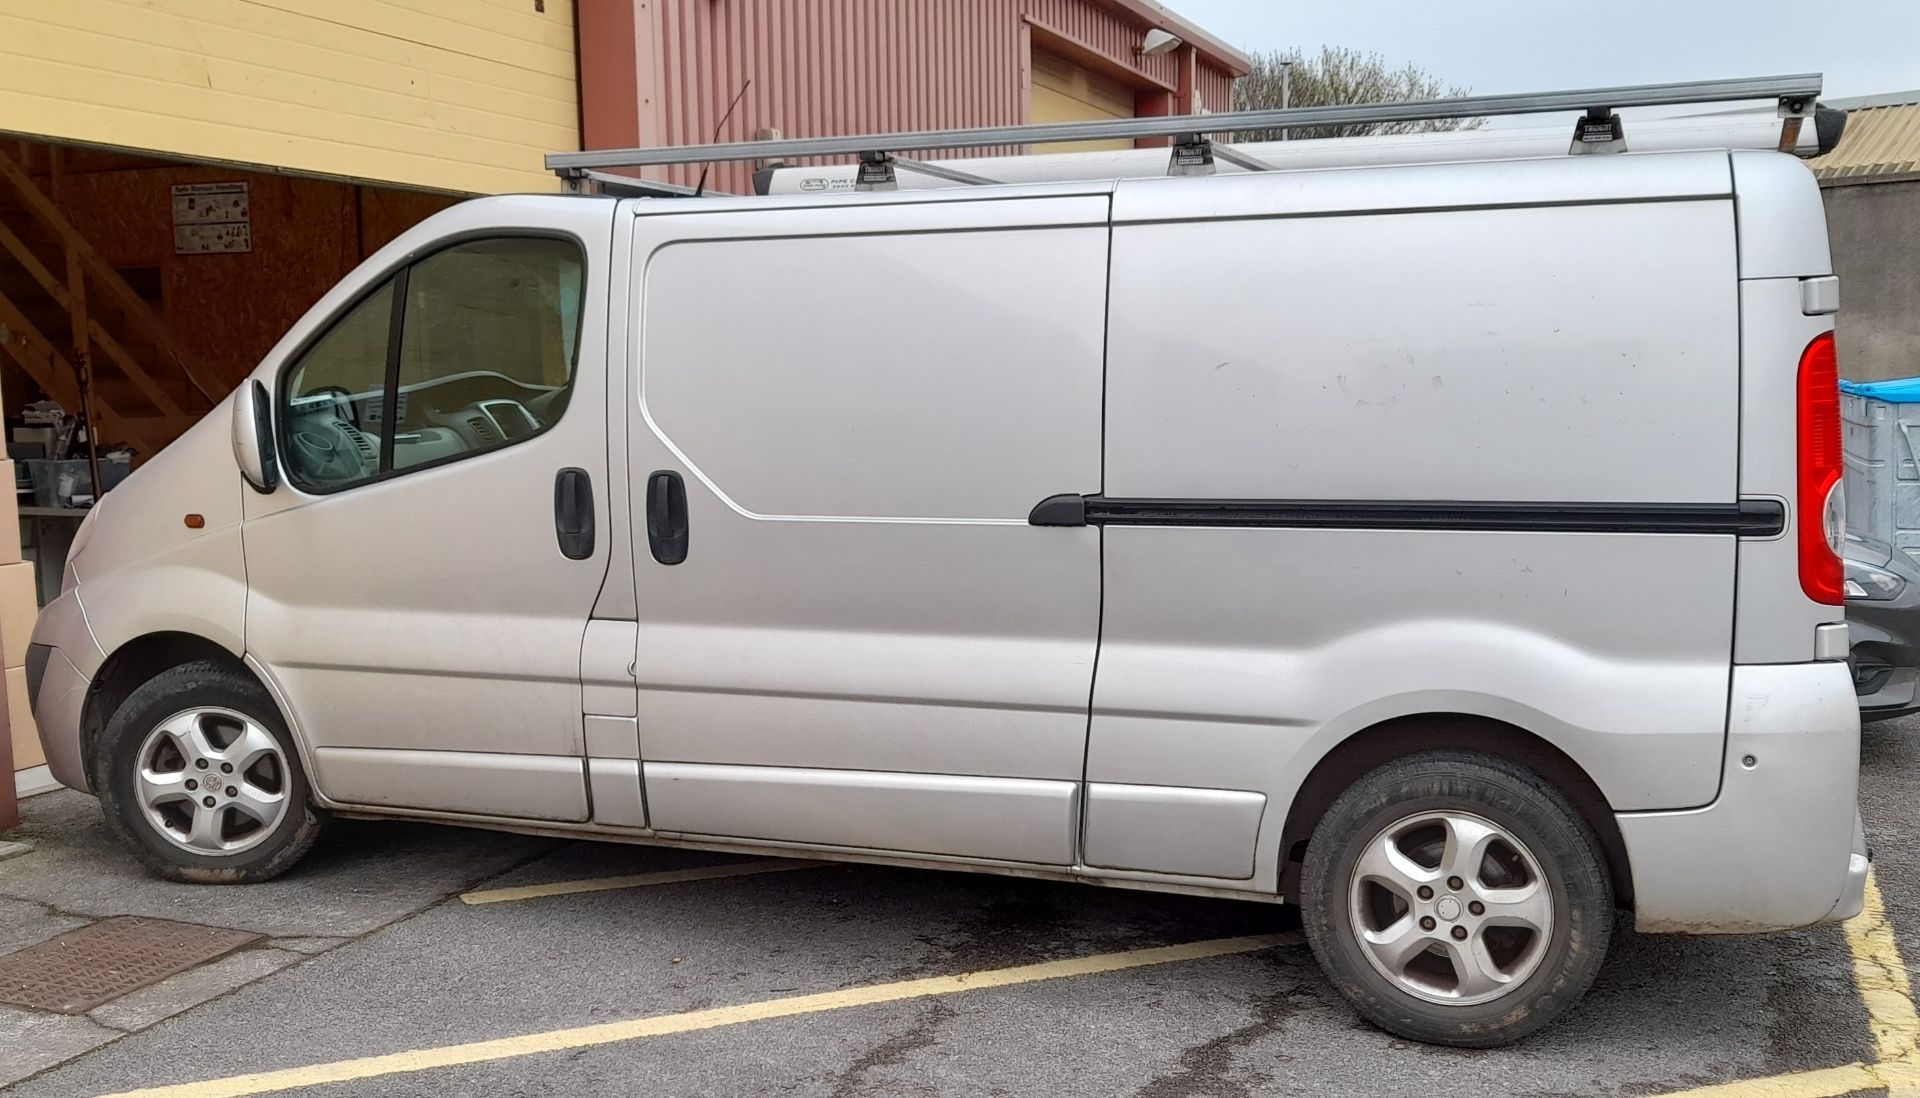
[624,192,1108,865]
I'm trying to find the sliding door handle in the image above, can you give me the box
[647,470,689,565]
[553,468,595,560]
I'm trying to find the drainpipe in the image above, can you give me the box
[1176,45,1197,115]
[570,0,587,154]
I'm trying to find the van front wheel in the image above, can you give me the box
[97,660,326,883]
[1299,750,1612,1047]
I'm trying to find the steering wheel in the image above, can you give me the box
[289,417,370,483]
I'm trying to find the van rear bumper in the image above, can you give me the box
[1618,661,1863,933]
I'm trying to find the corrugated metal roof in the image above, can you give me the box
[1813,96,1920,180]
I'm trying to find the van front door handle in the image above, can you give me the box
[647,470,689,565]
[553,467,595,560]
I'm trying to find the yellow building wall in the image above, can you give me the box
[0,0,577,195]
[1029,49,1136,154]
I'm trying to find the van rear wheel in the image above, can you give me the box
[97,660,326,883]
[1299,750,1612,1047]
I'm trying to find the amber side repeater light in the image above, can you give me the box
[183,514,205,529]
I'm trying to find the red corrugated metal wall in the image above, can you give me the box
[1196,65,1233,114]
[605,0,1240,193]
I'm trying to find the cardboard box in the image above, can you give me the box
[0,462,19,567]
[8,665,41,772]
[0,560,36,669]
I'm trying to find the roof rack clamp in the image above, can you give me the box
[1169,134,1216,177]
[855,151,898,192]
[1777,94,1813,151]
[1569,107,1628,155]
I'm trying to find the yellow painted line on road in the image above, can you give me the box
[1849,871,1920,1066]
[99,933,1296,1098]
[1848,870,1920,1097]
[459,859,832,905]
[1659,869,1920,1098]
[1652,1063,1881,1098]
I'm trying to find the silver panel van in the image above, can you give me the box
[26,112,1865,1045]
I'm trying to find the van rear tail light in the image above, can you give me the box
[1797,331,1844,605]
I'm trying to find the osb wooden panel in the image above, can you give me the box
[53,165,360,394]
[22,156,458,396]
[361,188,460,256]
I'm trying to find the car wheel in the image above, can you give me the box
[97,659,326,883]
[1300,750,1612,1047]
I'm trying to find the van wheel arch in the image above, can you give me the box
[1278,715,1633,910]
[81,632,266,791]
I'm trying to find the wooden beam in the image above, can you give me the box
[87,320,188,419]
[0,218,190,422]
[63,239,107,494]
[63,245,87,363]
[0,286,158,456]
[0,217,64,304]
[0,149,218,406]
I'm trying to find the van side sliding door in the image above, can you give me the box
[626,195,1108,866]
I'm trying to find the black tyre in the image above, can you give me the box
[1299,750,1612,1047]
[96,660,325,883]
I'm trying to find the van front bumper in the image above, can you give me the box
[26,587,104,794]
[1619,661,1863,933]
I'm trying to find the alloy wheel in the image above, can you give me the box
[1347,810,1554,1006]
[132,707,290,856]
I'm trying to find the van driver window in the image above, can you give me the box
[392,238,584,473]
[278,236,584,491]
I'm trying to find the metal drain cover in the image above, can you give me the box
[0,916,261,1014]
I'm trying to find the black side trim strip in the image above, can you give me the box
[1028,493,1088,527]
[1031,496,1786,536]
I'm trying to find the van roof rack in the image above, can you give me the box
[549,73,1833,195]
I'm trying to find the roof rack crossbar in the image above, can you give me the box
[1207,141,1275,173]
[563,169,732,198]
[548,73,1822,178]
[893,156,997,186]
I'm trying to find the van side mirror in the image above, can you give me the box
[232,379,279,493]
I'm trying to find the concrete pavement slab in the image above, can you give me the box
[0,791,559,938]
[265,936,349,956]
[0,1006,120,1090]
[0,896,88,956]
[87,947,305,1032]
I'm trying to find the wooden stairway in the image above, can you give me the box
[0,147,217,459]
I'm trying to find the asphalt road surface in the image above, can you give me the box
[3,717,1917,1097]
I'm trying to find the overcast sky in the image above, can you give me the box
[1169,1,1920,101]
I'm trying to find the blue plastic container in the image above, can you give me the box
[1842,377,1920,555]
[1841,378,1920,404]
